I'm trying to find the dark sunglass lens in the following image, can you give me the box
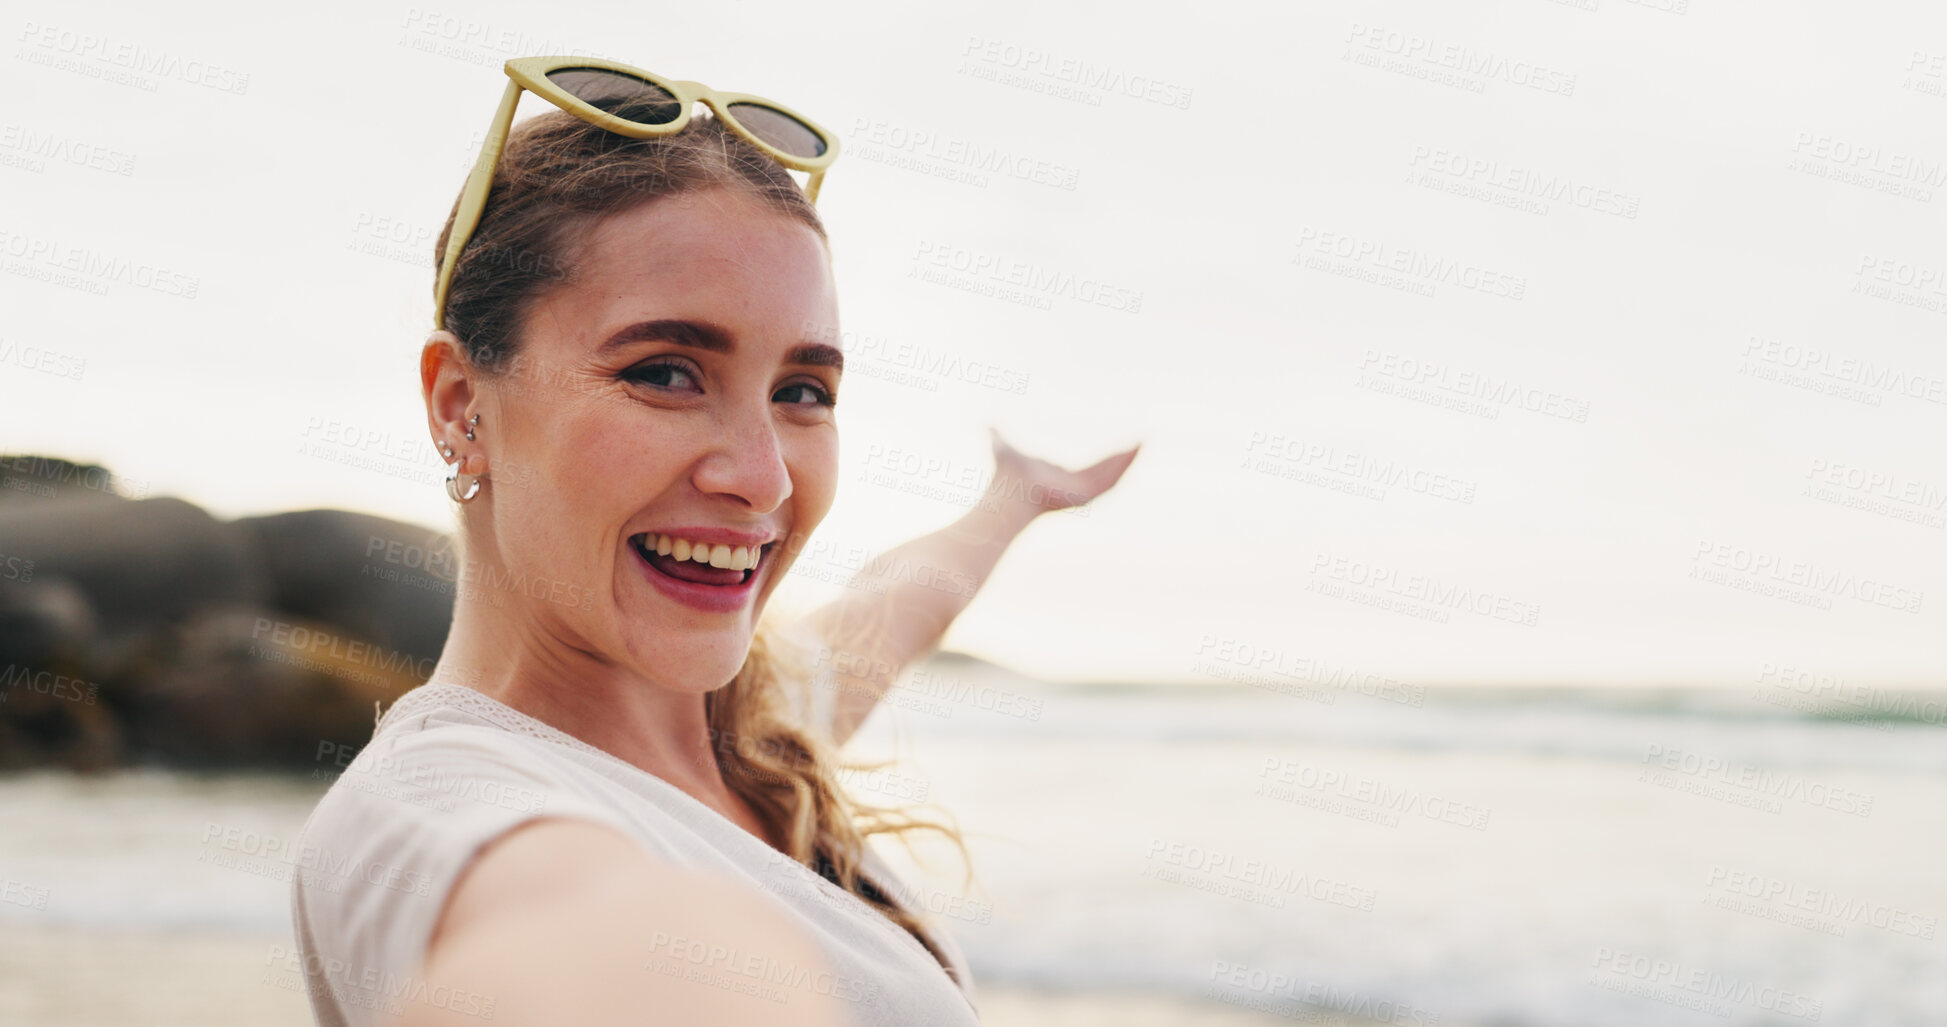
[545,68,682,124]
[726,102,826,158]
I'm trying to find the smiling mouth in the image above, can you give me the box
[629,534,770,588]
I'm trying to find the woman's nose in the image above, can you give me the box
[692,416,793,511]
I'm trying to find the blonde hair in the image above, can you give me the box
[711,599,975,962]
[432,99,974,955]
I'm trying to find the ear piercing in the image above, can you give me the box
[441,415,478,457]
[445,462,483,503]
[442,414,485,503]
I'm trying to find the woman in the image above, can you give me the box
[289,59,1139,1027]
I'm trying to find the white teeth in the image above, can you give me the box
[648,534,761,572]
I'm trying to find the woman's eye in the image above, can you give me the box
[623,361,699,391]
[776,382,837,408]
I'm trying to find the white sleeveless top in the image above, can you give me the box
[288,682,981,1027]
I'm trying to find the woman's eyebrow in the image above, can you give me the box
[789,342,844,374]
[598,318,842,375]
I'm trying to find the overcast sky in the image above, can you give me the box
[6,0,1946,687]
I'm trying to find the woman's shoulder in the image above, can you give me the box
[297,684,634,858]
[287,690,649,1026]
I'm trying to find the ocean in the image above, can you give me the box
[1,676,1939,1026]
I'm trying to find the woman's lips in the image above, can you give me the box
[629,535,765,613]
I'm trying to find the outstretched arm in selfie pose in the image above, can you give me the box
[803,426,1140,748]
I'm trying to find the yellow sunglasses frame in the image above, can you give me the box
[433,55,841,330]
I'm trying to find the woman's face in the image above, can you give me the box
[469,187,841,692]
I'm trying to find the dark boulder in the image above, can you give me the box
[0,462,456,771]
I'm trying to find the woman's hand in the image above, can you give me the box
[985,424,1141,520]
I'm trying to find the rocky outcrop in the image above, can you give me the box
[0,457,455,771]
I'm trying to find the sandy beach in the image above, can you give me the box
[3,683,1934,1025]
[0,924,1318,1027]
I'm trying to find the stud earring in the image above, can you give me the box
[465,413,479,442]
[440,442,455,459]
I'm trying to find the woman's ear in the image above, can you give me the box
[422,330,478,464]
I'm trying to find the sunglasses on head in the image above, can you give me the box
[434,56,841,330]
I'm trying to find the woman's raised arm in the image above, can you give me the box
[803,427,1140,748]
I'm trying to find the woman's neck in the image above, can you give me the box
[431,589,746,824]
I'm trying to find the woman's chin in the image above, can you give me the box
[615,626,753,689]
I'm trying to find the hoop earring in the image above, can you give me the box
[445,463,484,503]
